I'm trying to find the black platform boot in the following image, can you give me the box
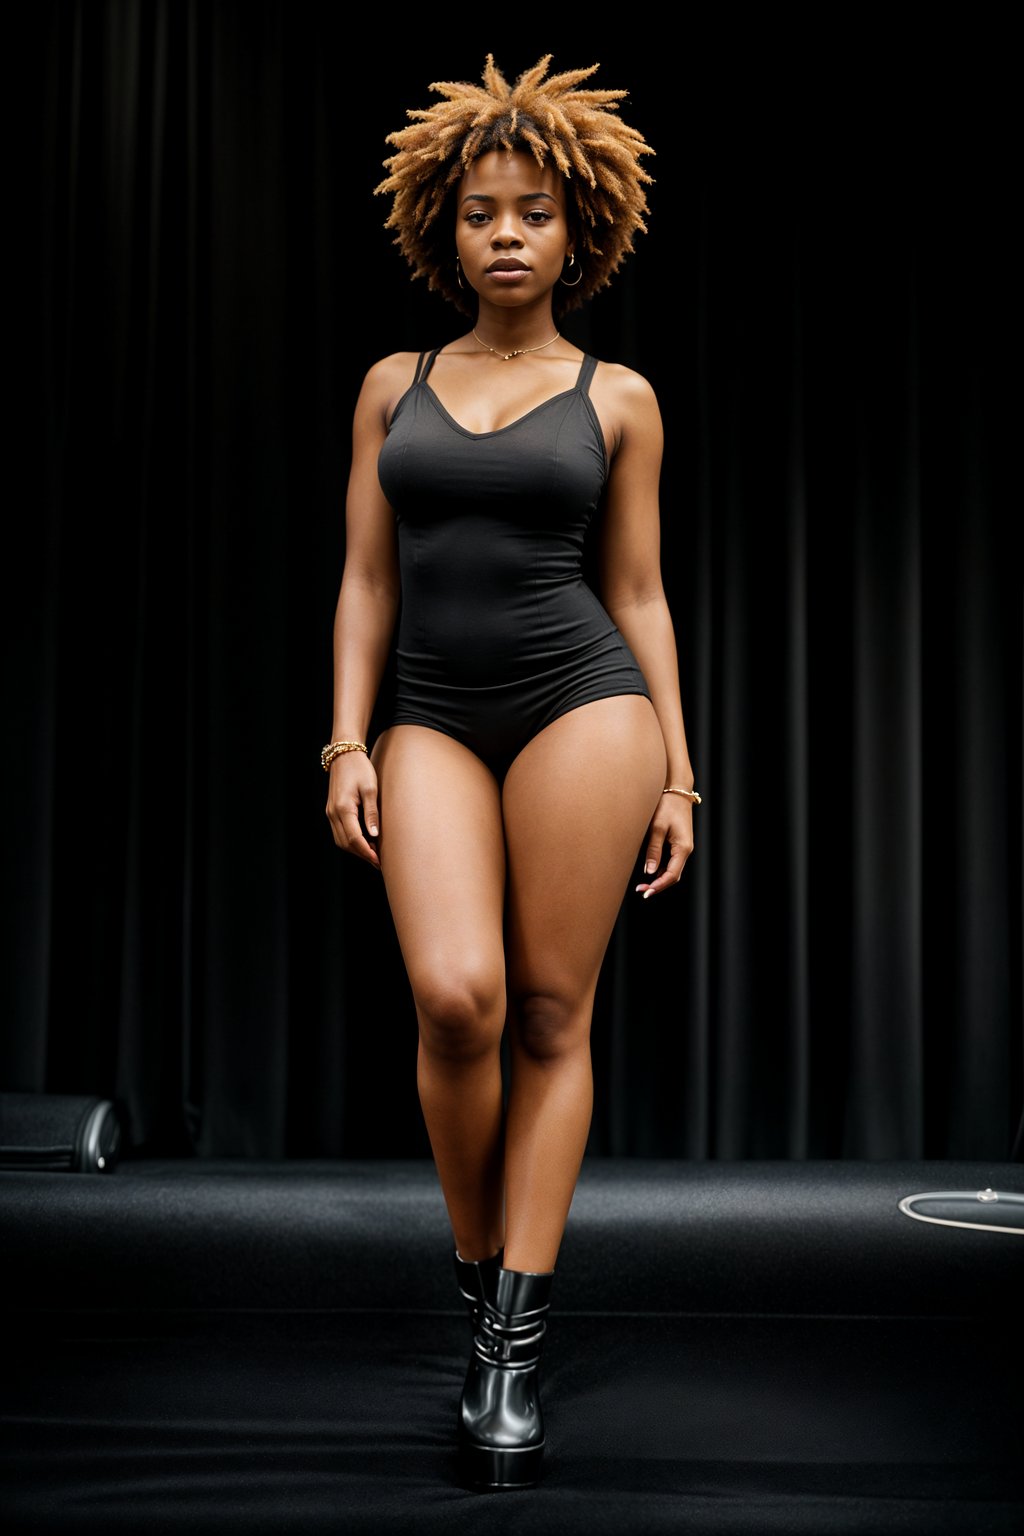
[452,1246,504,1340]
[457,1265,555,1491]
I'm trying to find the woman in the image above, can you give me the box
[324,54,699,1491]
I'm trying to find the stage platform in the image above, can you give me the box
[2,1157,1022,1533]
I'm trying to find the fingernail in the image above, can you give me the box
[644,861,655,875]
[369,825,378,836]
[634,884,644,893]
[643,888,654,900]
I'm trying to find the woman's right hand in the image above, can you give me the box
[325,753,381,870]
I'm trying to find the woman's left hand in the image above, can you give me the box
[635,796,695,899]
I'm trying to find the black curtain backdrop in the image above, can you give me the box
[9,4,1021,1161]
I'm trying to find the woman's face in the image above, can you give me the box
[454,149,571,310]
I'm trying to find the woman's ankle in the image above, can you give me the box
[454,1239,505,1264]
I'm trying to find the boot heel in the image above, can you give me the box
[457,1433,545,1489]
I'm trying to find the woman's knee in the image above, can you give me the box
[413,963,506,1060]
[509,990,587,1062]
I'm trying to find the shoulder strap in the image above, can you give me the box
[413,345,444,385]
[575,353,599,396]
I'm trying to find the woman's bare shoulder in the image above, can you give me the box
[354,350,432,426]
[360,350,424,396]
[592,358,659,410]
[589,359,662,450]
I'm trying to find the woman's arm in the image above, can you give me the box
[595,366,697,895]
[325,357,406,867]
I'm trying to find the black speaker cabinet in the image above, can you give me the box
[0,1092,125,1172]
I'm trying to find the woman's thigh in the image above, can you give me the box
[371,725,508,1024]
[501,695,667,1009]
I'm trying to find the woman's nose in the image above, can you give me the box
[490,216,523,247]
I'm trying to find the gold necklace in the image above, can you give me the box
[472,328,561,361]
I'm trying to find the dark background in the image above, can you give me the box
[8,4,1020,1161]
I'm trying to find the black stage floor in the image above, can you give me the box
[3,1158,1022,1534]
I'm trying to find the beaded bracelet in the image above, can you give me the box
[321,740,368,772]
[663,786,702,804]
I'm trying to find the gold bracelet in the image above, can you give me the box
[663,786,702,804]
[321,740,368,772]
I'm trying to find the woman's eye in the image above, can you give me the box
[465,211,490,225]
[524,211,552,223]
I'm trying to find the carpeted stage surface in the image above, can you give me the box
[2,1159,1022,1533]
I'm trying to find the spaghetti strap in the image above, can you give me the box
[415,346,444,386]
[575,353,599,396]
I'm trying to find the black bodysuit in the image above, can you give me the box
[377,345,652,781]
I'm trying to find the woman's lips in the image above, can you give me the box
[486,269,529,283]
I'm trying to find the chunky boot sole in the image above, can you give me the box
[457,1431,545,1489]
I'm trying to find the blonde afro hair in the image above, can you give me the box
[374,53,655,316]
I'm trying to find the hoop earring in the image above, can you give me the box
[559,253,583,288]
[456,256,465,291]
